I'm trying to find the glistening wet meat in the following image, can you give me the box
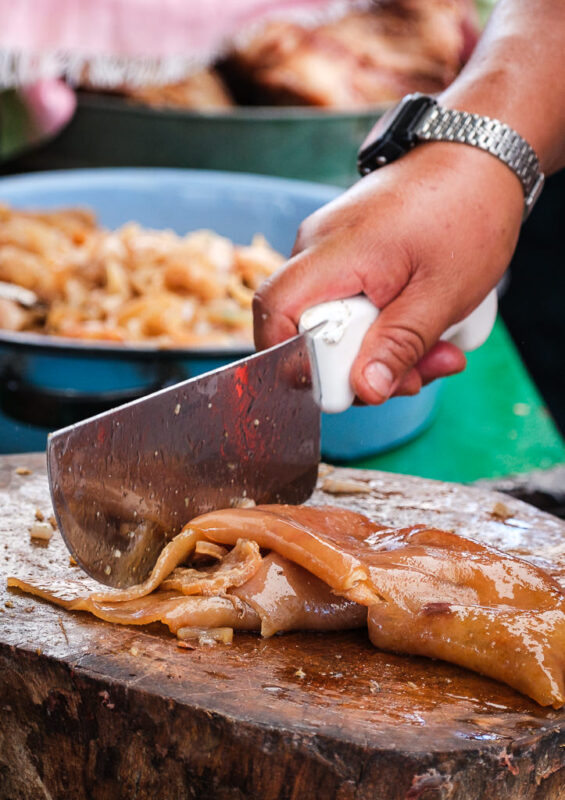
[188,505,382,602]
[8,503,565,707]
[7,528,366,637]
[160,538,262,596]
[188,505,565,707]
[232,552,367,637]
[6,577,260,634]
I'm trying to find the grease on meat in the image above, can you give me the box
[8,503,565,708]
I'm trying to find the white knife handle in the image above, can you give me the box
[298,289,497,414]
[440,289,498,351]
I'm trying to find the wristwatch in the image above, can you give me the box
[357,93,544,220]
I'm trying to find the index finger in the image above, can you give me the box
[253,230,407,351]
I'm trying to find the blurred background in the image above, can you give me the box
[0,0,563,501]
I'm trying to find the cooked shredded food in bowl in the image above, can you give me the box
[0,204,285,346]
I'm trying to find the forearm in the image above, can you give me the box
[440,0,565,174]
[252,0,565,403]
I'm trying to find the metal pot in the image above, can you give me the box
[10,93,386,187]
[0,330,250,453]
[0,168,441,457]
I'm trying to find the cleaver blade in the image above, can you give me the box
[47,332,321,589]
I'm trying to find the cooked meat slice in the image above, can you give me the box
[189,505,565,707]
[232,552,366,637]
[8,502,565,706]
[188,505,381,602]
[7,554,365,639]
[194,541,229,560]
[369,601,565,709]
[89,527,206,603]
[362,526,565,612]
[7,576,260,634]
[160,538,262,595]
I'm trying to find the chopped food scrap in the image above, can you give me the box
[322,477,371,495]
[176,640,196,651]
[230,497,257,509]
[15,467,32,476]
[194,541,229,561]
[29,521,54,542]
[177,626,233,645]
[490,502,514,521]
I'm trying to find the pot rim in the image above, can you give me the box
[0,329,253,360]
[77,90,392,123]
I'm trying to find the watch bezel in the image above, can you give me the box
[357,93,437,176]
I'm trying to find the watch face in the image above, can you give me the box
[383,94,419,128]
[358,93,436,175]
[359,95,414,151]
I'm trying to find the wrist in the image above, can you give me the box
[438,64,563,177]
[359,92,543,220]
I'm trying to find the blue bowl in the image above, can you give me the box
[0,168,440,457]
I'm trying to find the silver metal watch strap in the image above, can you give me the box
[414,105,544,219]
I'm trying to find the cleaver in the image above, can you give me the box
[48,292,497,588]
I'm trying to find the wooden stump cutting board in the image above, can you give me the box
[1,453,564,800]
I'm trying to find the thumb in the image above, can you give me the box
[350,285,457,405]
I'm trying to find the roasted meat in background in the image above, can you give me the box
[227,0,475,108]
[93,69,235,111]
[80,0,478,110]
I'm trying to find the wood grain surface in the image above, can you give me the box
[1,453,564,800]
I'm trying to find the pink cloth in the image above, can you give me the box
[0,0,358,63]
[0,0,360,152]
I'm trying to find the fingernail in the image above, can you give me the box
[364,361,395,400]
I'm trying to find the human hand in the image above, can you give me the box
[253,142,524,405]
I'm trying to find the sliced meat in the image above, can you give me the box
[188,505,381,603]
[160,538,262,596]
[89,527,206,603]
[6,576,260,634]
[362,526,565,612]
[368,601,565,709]
[189,505,565,707]
[194,541,229,560]
[232,552,366,637]
[8,502,565,707]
